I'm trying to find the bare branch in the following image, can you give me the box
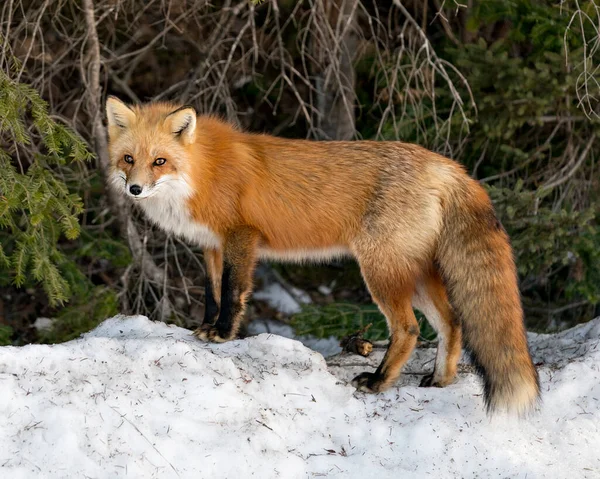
[82,0,166,290]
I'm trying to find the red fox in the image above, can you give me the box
[105,96,540,414]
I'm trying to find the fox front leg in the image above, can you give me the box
[193,228,259,343]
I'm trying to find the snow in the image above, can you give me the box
[1,315,600,478]
[31,317,54,332]
[253,282,303,314]
[251,275,342,357]
[247,318,342,358]
[253,279,312,316]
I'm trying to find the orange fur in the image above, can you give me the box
[106,97,540,414]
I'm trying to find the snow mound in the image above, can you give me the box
[1,315,599,478]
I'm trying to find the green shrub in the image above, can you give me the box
[38,287,119,344]
[291,303,437,342]
[445,2,599,321]
[0,325,12,346]
[0,69,93,306]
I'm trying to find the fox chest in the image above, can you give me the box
[138,197,221,249]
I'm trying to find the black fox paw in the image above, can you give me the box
[351,372,386,393]
[192,324,232,343]
[419,373,437,387]
[419,373,451,388]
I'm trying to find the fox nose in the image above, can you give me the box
[129,184,142,196]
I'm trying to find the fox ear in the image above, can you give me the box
[106,96,136,129]
[167,106,197,144]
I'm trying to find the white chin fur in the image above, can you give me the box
[125,174,222,249]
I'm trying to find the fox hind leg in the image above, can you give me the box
[351,255,420,393]
[413,268,462,388]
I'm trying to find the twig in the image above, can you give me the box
[340,323,374,357]
[109,406,180,477]
[256,419,274,431]
[524,300,589,315]
[542,133,596,191]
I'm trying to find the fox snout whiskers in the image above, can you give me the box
[125,183,155,199]
[109,172,127,192]
[123,177,178,199]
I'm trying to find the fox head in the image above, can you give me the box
[105,96,197,200]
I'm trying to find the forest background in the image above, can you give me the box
[1,0,598,346]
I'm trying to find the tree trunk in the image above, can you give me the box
[313,0,359,140]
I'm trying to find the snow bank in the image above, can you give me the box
[1,315,599,478]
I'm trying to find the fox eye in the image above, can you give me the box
[124,155,134,164]
[153,158,167,166]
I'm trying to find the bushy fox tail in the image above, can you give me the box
[436,178,540,414]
